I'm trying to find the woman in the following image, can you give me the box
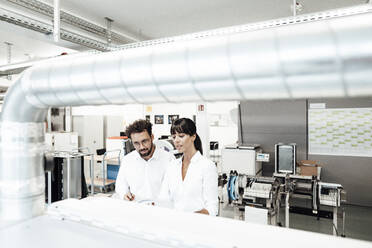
[158,118,218,216]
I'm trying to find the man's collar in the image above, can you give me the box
[150,145,160,161]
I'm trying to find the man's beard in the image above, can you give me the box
[139,143,153,158]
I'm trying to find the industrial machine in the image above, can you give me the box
[155,139,177,153]
[45,132,79,152]
[221,143,341,229]
[44,150,90,204]
[318,182,344,207]
[273,143,345,233]
[224,159,346,236]
[219,143,345,236]
[225,173,281,225]
[222,145,263,176]
[44,135,93,204]
[275,143,296,175]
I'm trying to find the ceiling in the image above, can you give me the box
[45,0,367,38]
[0,0,368,71]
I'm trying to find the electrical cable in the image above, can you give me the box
[230,176,235,200]
[234,175,240,200]
[227,176,232,201]
[332,223,339,236]
[230,176,237,201]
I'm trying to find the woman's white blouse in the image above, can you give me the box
[158,151,218,216]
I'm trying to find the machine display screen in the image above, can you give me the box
[278,145,294,173]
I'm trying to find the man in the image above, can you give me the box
[115,119,174,202]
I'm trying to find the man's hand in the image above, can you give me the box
[195,208,209,215]
[124,192,135,201]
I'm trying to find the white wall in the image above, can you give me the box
[72,103,196,139]
[71,101,238,156]
[144,103,197,140]
[208,101,239,153]
[72,104,144,127]
[105,116,125,138]
[72,115,104,153]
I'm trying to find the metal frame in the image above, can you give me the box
[0,6,113,51]
[45,150,90,203]
[87,149,122,193]
[5,0,142,43]
[102,149,121,190]
[73,147,95,196]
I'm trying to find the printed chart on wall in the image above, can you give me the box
[308,108,372,157]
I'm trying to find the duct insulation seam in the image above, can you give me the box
[1,11,372,222]
[0,122,45,222]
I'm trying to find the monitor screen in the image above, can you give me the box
[278,145,294,173]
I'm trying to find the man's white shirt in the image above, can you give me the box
[115,146,175,202]
[158,151,218,216]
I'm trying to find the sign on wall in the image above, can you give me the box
[308,108,372,157]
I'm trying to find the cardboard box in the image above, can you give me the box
[298,160,322,178]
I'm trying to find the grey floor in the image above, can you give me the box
[219,203,372,242]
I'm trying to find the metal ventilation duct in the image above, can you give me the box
[1,7,372,223]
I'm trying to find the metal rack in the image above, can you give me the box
[0,6,112,51]
[73,147,95,196]
[5,0,141,43]
[85,149,122,193]
[45,148,93,205]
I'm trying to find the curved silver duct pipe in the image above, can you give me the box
[1,10,372,222]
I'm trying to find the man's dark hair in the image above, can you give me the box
[126,119,152,139]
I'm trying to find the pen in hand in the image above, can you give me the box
[124,188,135,201]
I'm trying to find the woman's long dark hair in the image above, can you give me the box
[170,118,203,155]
